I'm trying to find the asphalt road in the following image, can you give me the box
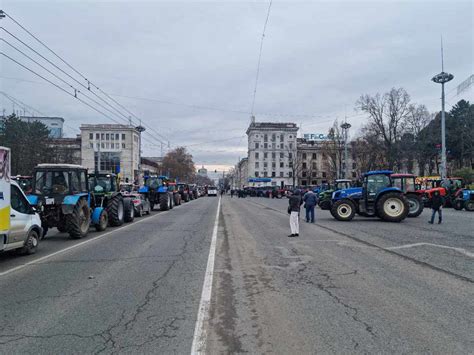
[1,195,473,354]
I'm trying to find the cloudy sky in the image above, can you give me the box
[1,0,472,171]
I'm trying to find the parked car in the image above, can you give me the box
[130,193,151,217]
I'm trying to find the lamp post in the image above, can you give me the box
[340,122,351,179]
[431,72,453,179]
[135,124,146,184]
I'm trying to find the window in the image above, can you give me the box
[272,152,276,159]
[89,143,93,149]
[352,172,357,178]
[255,162,259,168]
[95,152,121,173]
[272,162,276,168]
[263,171,268,177]
[255,171,259,177]
[101,133,105,140]
[271,171,276,177]
[264,152,268,159]
[79,171,87,192]
[302,153,307,160]
[272,133,276,142]
[289,143,293,149]
[289,161,293,168]
[96,143,100,149]
[255,142,259,149]
[288,153,293,159]
[280,143,284,149]
[312,172,317,178]
[280,152,284,159]
[255,152,259,159]
[122,143,126,149]
[264,134,268,142]
[263,162,267,168]
[272,143,276,149]
[289,172,293,177]
[322,172,327,178]
[353,162,356,169]
[312,162,317,169]
[312,153,317,160]
[311,180,317,185]
[111,134,115,141]
[116,133,120,140]
[264,143,268,149]
[302,162,307,169]
[101,143,105,149]
[89,133,93,140]
[71,171,80,193]
[302,172,307,177]
[280,134,284,142]
[280,172,284,177]
[301,180,307,186]
[106,133,110,140]
[122,133,126,140]
[115,143,120,149]
[289,135,293,138]
[280,162,284,168]
[96,133,99,140]
[11,185,30,214]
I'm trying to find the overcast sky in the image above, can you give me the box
[1,0,473,171]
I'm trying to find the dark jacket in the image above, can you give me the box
[303,191,318,207]
[289,195,302,212]
[431,194,445,210]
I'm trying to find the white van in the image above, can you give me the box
[1,181,42,255]
[1,146,42,255]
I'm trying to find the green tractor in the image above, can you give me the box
[318,179,352,210]
[88,173,135,226]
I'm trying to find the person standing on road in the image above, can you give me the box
[429,190,445,224]
[303,189,317,223]
[288,190,302,237]
[230,189,234,198]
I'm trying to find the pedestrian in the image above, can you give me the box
[220,189,225,197]
[230,189,234,198]
[288,190,302,237]
[303,189,317,223]
[429,190,445,224]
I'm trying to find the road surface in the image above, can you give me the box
[0,195,472,354]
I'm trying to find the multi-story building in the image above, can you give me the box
[297,137,357,186]
[234,157,248,188]
[197,166,208,177]
[80,124,142,183]
[19,116,64,138]
[246,121,299,188]
[48,136,82,165]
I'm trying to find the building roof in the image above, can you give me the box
[80,124,138,130]
[19,116,65,122]
[247,122,298,134]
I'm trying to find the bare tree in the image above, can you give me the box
[285,145,301,187]
[356,88,411,169]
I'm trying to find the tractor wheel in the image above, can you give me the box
[453,200,463,210]
[465,201,474,211]
[95,210,108,231]
[160,193,170,211]
[150,197,156,211]
[319,200,331,210]
[124,198,135,223]
[376,193,409,222]
[66,198,91,239]
[169,194,174,209]
[330,199,356,221]
[173,194,180,206]
[18,229,39,255]
[406,194,423,218]
[107,195,125,226]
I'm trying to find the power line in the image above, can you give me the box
[1,13,171,146]
[250,0,273,116]
[0,90,45,116]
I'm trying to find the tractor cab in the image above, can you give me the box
[140,175,173,211]
[390,173,424,217]
[318,179,353,210]
[88,173,118,195]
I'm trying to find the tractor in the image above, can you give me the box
[390,173,424,217]
[166,180,182,206]
[88,173,135,226]
[27,164,107,238]
[330,170,409,222]
[139,175,174,211]
[318,179,352,210]
[177,183,191,202]
[416,176,464,207]
[453,189,474,211]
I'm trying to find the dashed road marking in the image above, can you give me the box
[191,196,221,354]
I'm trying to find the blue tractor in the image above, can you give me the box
[27,164,107,238]
[330,170,409,222]
[453,189,474,211]
[139,175,174,211]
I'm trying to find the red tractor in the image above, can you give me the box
[390,173,424,217]
[416,176,464,207]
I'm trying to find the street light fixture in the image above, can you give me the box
[340,122,351,179]
[431,70,453,180]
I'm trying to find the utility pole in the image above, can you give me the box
[340,121,351,179]
[431,37,454,180]
[135,123,146,184]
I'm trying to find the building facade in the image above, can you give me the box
[19,116,64,138]
[246,122,299,188]
[197,166,208,177]
[297,138,357,186]
[80,124,141,183]
[48,136,82,165]
[234,157,248,188]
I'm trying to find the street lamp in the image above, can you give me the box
[431,71,454,180]
[340,122,351,179]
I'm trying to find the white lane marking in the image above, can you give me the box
[191,196,221,355]
[0,210,169,278]
[387,243,474,258]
